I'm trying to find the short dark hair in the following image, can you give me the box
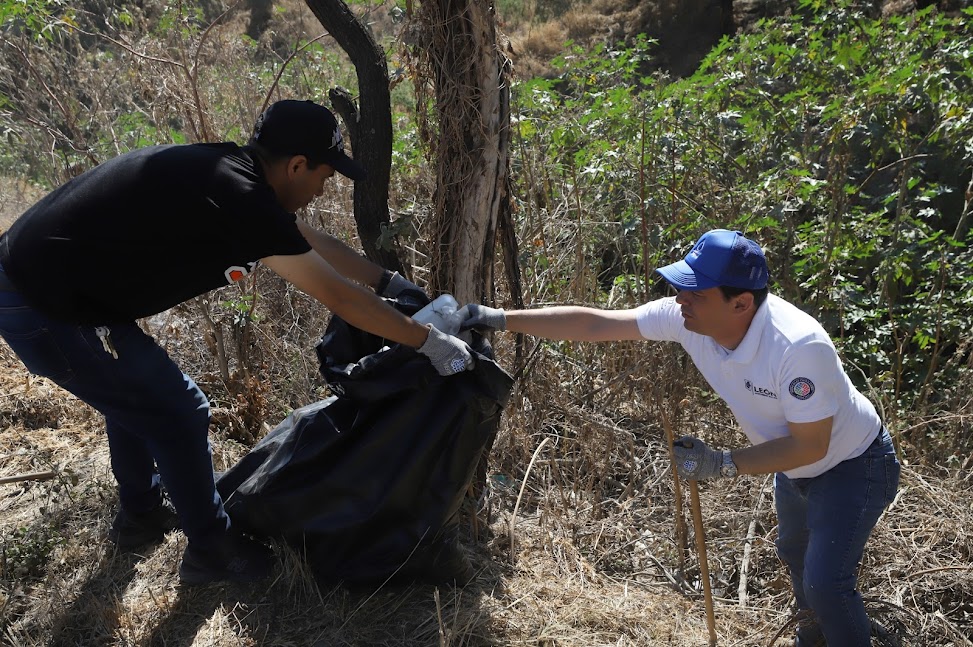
[719,285,769,309]
[245,142,327,170]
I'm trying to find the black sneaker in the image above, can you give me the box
[108,502,180,551]
[178,532,274,585]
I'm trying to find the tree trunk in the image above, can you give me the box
[414,0,513,305]
[304,0,403,273]
[245,0,274,41]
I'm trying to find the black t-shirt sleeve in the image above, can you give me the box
[0,144,314,323]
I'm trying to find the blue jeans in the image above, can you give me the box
[775,428,900,646]
[0,270,229,547]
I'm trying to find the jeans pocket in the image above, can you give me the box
[883,453,901,505]
[0,306,74,384]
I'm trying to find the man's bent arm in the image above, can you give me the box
[295,219,385,290]
[262,251,428,348]
[731,417,833,475]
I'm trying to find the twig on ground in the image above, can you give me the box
[510,436,550,564]
[739,475,772,607]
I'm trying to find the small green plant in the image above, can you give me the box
[1,522,63,581]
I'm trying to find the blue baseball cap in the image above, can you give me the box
[656,229,769,291]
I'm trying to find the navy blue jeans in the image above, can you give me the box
[0,272,229,547]
[775,429,900,646]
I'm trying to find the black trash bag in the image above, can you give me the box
[216,295,513,585]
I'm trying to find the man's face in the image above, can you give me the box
[673,287,738,338]
[278,158,336,212]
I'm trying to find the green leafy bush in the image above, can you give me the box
[511,1,973,463]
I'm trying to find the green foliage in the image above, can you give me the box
[0,1,354,185]
[511,1,973,462]
[513,37,656,303]
[1,521,63,581]
[220,294,261,327]
[0,0,75,40]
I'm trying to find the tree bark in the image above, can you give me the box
[414,0,513,305]
[304,0,403,273]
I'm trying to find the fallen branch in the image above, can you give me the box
[0,470,57,485]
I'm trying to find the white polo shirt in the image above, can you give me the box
[635,295,880,478]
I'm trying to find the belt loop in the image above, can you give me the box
[871,427,885,447]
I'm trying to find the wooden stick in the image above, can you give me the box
[658,403,688,566]
[689,479,717,646]
[0,470,57,486]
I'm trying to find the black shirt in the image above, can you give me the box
[0,143,311,323]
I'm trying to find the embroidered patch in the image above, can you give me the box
[788,377,815,400]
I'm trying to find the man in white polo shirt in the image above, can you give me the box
[456,229,901,646]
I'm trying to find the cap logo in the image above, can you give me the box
[330,127,343,152]
[688,239,705,260]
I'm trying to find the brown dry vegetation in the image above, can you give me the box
[2,1,973,646]
[3,280,973,645]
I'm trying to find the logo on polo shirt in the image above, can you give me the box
[745,379,778,399]
[224,261,258,284]
[788,377,815,400]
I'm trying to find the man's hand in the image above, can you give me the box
[672,436,723,480]
[380,270,426,299]
[456,304,507,331]
[418,326,474,376]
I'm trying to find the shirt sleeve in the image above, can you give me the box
[232,185,312,259]
[778,339,842,424]
[634,297,687,342]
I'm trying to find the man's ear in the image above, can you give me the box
[286,155,309,176]
[733,292,755,313]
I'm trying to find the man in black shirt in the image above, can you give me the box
[0,100,471,585]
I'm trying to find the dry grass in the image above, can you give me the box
[0,177,43,233]
[509,21,568,79]
[4,313,971,645]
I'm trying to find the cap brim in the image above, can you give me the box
[655,259,721,291]
[329,152,366,181]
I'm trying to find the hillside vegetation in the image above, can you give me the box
[1,1,971,645]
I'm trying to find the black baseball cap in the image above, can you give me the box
[251,99,366,181]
